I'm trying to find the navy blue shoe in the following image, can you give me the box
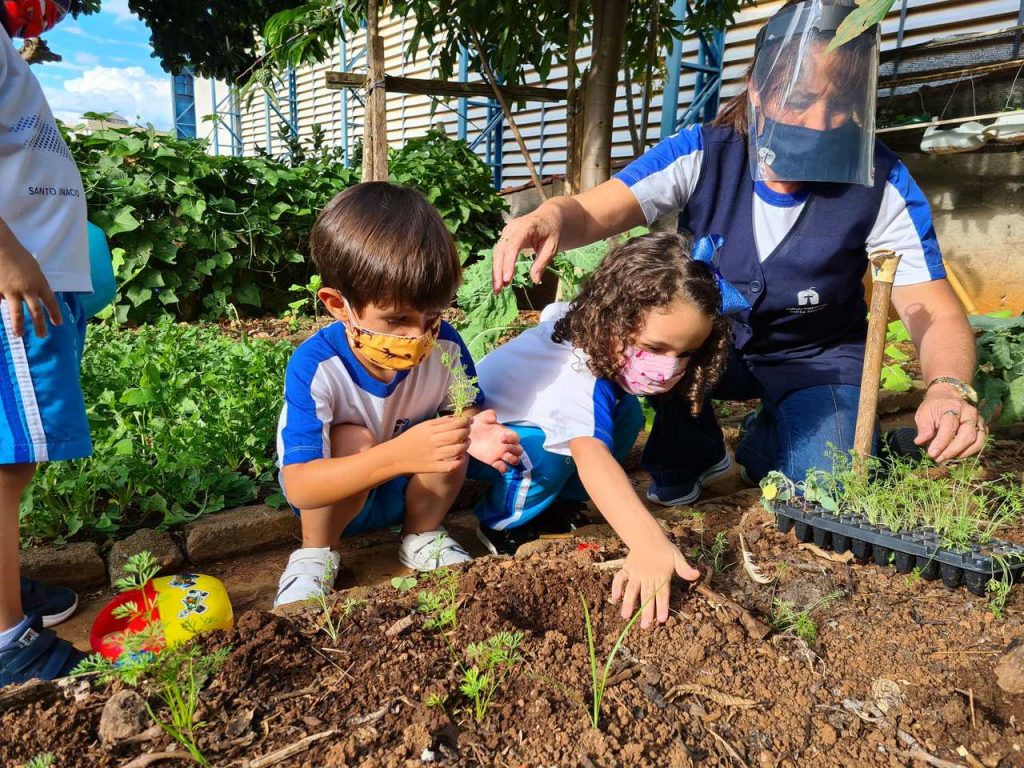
[0,615,85,687]
[646,453,733,507]
[21,578,78,628]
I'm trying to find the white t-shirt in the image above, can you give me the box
[614,125,945,287]
[0,27,89,292]
[276,320,482,470]
[475,303,622,457]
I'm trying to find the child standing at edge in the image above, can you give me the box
[0,2,92,686]
[274,182,522,606]
[471,232,746,628]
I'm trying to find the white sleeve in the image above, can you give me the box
[611,125,705,224]
[868,160,946,287]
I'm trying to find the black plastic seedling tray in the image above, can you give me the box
[774,502,1024,596]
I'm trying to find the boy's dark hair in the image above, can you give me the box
[310,181,461,312]
[551,231,730,416]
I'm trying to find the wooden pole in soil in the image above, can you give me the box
[854,249,902,470]
[362,0,388,183]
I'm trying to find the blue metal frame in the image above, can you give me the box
[209,79,244,156]
[171,69,197,139]
[660,0,727,138]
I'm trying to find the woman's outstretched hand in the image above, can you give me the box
[491,205,563,292]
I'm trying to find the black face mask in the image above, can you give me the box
[757,118,865,184]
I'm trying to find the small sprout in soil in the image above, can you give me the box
[392,575,418,592]
[425,692,448,710]
[987,578,1012,619]
[771,599,818,645]
[438,344,479,417]
[904,567,923,588]
[341,596,366,618]
[306,560,344,643]
[417,568,459,632]
[23,754,55,768]
[460,631,524,722]
[580,586,660,730]
[690,530,730,574]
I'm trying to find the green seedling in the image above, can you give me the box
[987,578,1012,619]
[760,471,797,512]
[580,585,661,729]
[425,692,448,709]
[770,599,819,645]
[417,568,459,632]
[340,596,366,618]
[392,575,418,592]
[460,631,524,722]
[904,567,923,588]
[691,530,730,574]
[23,754,55,768]
[305,560,343,643]
[438,344,479,417]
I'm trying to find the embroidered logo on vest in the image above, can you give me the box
[787,287,829,315]
[797,288,819,306]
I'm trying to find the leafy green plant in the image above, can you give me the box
[439,345,480,417]
[690,530,730,573]
[284,274,323,329]
[392,575,418,592]
[580,588,655,729]
[306,561,344,643]
[22,321,293,544]
[417,568,459,632]
[770,599,819,645]
[425,692,448,709]
[459,631,524,722]
[22,753,55,768]
[987,577,1012,619]
[971,313,1024,426]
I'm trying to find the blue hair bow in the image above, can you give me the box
[692,234,752,315]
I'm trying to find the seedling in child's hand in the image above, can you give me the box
[438,344,479,417]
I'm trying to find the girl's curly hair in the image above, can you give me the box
[551,231,730,416]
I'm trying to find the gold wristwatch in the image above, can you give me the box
[927,376,978,407]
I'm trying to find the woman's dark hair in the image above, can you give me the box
[551,231,730,416]
[310,181,461,313]
[713,0,873,136]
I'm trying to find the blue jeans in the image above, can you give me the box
[643,349,875,489]
[469,396,645,530]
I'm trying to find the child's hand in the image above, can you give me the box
[467,409,522,472]
[0,227,61,337]
[393,415,471,475]
[611,538,700,629]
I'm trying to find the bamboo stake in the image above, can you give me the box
[943,259,978,314]
[854,249,902,468]
[565,0,580,196]
[362,0,388,183]
[470,30,547,199]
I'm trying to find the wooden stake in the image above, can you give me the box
[362,0,388,183]
[565,0,580,196]
[854,249,902,469]
[470,30,547,199]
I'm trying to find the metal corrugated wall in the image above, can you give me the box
[193,0,1021,186]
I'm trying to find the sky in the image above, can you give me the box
[33,0,173,130]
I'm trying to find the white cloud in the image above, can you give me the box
[102,0,138,25]
[41,65,171,130]
[73,52,99,66]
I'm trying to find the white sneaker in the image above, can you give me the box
[274,547,341,607]
[399,527,472,571]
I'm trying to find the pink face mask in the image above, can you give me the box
[615,346,688,395]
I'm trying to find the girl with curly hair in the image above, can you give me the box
[470,231,742,628]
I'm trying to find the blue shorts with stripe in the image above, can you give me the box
[286,475,409,537]
[0,294,92,465]
[468,395,644,530]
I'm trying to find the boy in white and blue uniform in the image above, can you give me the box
[273,182,521,606]
[0,8,92,686]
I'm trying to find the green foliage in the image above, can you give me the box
[391,575,418,592]
[691,530,730,574]
[67,124,505,324]
[21,321,292,544]
[770,599,819,645]
[417,568,459,632]
[828,0,895,52]
[987,577,1012,619]
[114,551,162,593]
[881,319,913,392]
[306,561,344,643]
[439,344,480,417]
[971,313,1024,426]
[388,131,507,265]
[460,631,524,722]
[22,754,55,768]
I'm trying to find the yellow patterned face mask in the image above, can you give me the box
[343,301,441,371]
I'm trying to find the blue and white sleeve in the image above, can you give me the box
[277,349,334,468]
[868,160,946,287]
[612,124,705,224]
[589,380,619,451]
[438,323,485,412]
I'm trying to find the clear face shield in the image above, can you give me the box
[747,0,880,186]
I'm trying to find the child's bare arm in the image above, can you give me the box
[569,436,700,628]
[0,215,62,337]
[282,415,470,509]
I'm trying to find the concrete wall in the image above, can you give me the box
[904,149,1024,313]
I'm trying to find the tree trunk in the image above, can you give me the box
[579,0,628,191]
[564,0,582,196]
[362,0,388,182]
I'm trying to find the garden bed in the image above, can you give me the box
[3,494,1023,767]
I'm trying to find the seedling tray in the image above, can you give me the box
[774,502,1024,595]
